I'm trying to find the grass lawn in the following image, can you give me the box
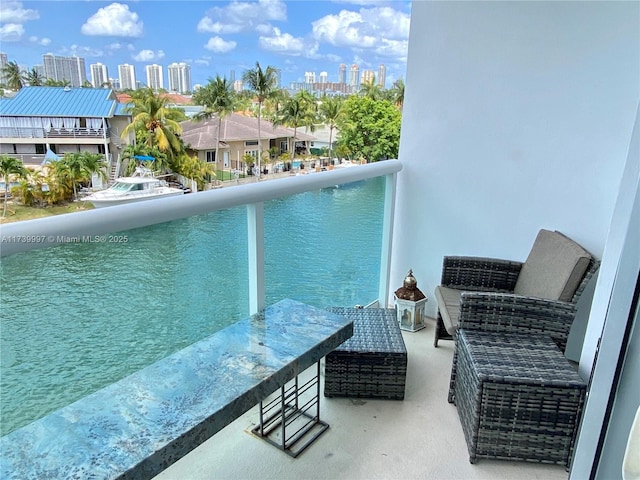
[0,202,94,224]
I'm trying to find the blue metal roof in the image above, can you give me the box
[0,86,118,117]
[114,102,132,116]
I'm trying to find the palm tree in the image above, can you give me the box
[192,75,236,181]
[319,95,345,162]
[0,155,28,217]
[272,91,317,160]
[390,78,405,109]
[2,61,25,91]
[120,144,170,175]
[25,68,44,86]
[359,76,383,101]
[56,152,106,200]
[242,62,280,178]
[121,88,183,160]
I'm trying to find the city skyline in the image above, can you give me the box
[0,1,410,88]
[4,52,392,94]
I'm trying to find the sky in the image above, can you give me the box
[0,0,411,89]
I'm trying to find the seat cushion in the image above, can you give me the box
[435,285,462,333]
[514,229,591,302]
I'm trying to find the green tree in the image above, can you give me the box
[336,96,401,162]
[44,78,67,87]
[25,68,44,86]
[319,95,345,161]
[389,78,405,109]
[0,155,28,216]
[242,62,280,178]
[2,61,25,91]
[121,88,183,159]
[192,75,236,181]
[172,153,216,191]
[56,152,106,200]
[272,91,317,160]
[359,76,383,101]
[120,144,170,175]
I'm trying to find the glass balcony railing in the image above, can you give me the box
[0,160,401,312]
[0,159,401,437]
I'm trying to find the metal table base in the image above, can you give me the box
[251,362,329,458]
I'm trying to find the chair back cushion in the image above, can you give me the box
[514,229,591,302]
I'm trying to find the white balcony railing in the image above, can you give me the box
[0,160,402,313]
[0,126,110,140]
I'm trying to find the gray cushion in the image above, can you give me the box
[514,229,591,302]
[435,286,462,334]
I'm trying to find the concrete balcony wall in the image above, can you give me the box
[392,1,640,317]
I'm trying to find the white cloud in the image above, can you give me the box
[0,1,38,41]
[204,37,237,54]
[197,17,243,35]
[0,1,39,24]
[132,49,165,62]
[374,39,408,59]
[312,6,409,50]
[194,58,210,66]
[28,35,51,46]
[81,3,143,37]
[0,23,24,42]
[197,0,286,34]
[63,44,105,58]
[259,27,306,55]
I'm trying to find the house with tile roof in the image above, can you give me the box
[0,86,133,182]
[180,113,316,173]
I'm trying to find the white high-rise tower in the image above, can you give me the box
[145,64,164,90]
[118,64,137,90]
[90,63,109,88]
[167,62,192,94]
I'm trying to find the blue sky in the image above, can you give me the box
[0,0,411,88]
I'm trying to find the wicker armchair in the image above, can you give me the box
[439,229,600,467]
[434,230,599,347]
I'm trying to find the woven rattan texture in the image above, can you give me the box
[454,330,586,467]
[324,308,407,400]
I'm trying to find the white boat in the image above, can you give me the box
[84,167,185,208]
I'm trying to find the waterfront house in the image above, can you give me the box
[0,86,132,184]
[180,112,316,173]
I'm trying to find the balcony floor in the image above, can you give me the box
[155,318,569,480]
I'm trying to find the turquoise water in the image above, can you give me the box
[0,178,384,435]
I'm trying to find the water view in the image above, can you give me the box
[0,178,384,435]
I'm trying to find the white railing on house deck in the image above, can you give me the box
[0,160,402,314]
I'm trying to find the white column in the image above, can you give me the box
[247,202,265,314]
[379,172,397,307]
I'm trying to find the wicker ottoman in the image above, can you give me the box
[454,330,586,467]
[324,308,407,400]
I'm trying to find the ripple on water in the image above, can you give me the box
[0,178,384,435]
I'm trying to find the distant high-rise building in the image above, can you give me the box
[361,70,375,86]
[146,64,164,90]
[42,54,87,87]
[229,70,235,83]
[304,71,316,84]
[0,53,8,85]
[33,65,45,78]
[118,64,136,90]
[233,80,244,92]
[90,62,109,88]
[167,62,191,94]
[378,64,386,88]
[319,72,328,84]
[349,64,360,88]
[338,64,347,84]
